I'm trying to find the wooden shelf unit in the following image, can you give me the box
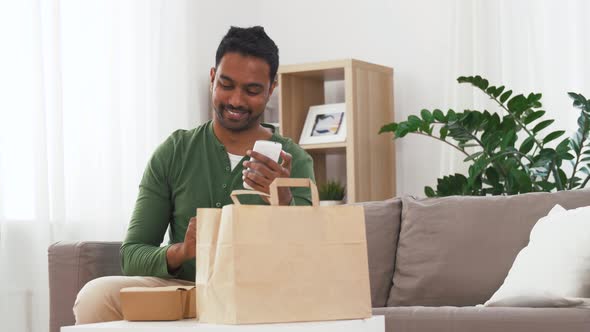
[278,59,396,203]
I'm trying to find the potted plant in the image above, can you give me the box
[318,179,346,206]
[380,75,590,197]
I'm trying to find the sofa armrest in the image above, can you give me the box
[48,241,122,332]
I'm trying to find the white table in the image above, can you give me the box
[61,316,384,332]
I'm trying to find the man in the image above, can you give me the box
[73,26,315,324]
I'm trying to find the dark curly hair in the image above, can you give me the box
[215,26,279,82]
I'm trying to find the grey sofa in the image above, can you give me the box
[48,189,590,332]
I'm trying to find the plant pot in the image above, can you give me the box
[319,200,344,206]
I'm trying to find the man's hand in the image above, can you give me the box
[166,217,196,273]
[242,150,293,205]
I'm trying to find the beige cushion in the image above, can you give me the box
[387,189,590,307]
[484,204,590,307]
[355,198,402,307]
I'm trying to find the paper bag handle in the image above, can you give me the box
[230,178,319,206]
[230,190,270,205]
[269,178,320,206]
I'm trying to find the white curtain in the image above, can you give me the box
[438,0,590,181]
[0,1,206,331]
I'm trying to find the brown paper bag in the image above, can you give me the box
[195,178,371,324]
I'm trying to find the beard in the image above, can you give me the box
[214,103,262,132]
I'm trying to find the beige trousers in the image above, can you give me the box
[73,276,194,324]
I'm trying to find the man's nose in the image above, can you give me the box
[228,89,246,108]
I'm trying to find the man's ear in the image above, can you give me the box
[268,79,278,97]
[209,67,216,92]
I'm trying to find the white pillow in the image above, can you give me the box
[483,293,584,308]
[484,204,590,307]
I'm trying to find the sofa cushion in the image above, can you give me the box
[387,189,590,307]
[372,306,590,332]
[485,204,590,307]
[354,198,402,307]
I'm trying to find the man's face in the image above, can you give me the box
[210,52,276,132]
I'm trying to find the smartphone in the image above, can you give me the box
[243,140,283,190]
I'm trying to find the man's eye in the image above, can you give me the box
[246,89,262,95]
[220,83,233,89]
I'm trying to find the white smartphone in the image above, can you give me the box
[243,140,283,190]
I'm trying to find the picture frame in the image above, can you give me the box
[299,103,347,145]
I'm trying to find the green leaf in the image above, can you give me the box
[510,168,533,193]
[433,109,445,122]
[485,167,500,185]
[440,126,449,140]
[446,109,457,122]
[420,109,432,122]
[569,177,582,188]
[435,173,469,196]
[420,121,432,134]
[519,136,535,154]
[527,93,543,103]
[482,112,500,131]
[379,123,398,134]
[556,138,570,154]
[395,123,410,137]
[408,115,421,123]
[396,127,409,138]
[543,130,566,145]
[489,133,504,151]
[568,92,589,111]
[494,86,505,98]
[507,94,529,114]
[464,151,484,162]
[457,76,470,83]
[407,115,422,130]
[526,93,543,109]
[538,148,557,160]
[501,130,517,149]
[558,169,568,187]
[570,133,581,152]
[424,186,436,197]
[500,90,513,103]
[471,75,487,90]
[563,153,575,160]
[576,112,589,131]
[480,78,489,90]
[500,117,517,132]
[537,181,556,191]
[532,119,554,133]
[523,110,546,125]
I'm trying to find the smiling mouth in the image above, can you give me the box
[224,108,249,121]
